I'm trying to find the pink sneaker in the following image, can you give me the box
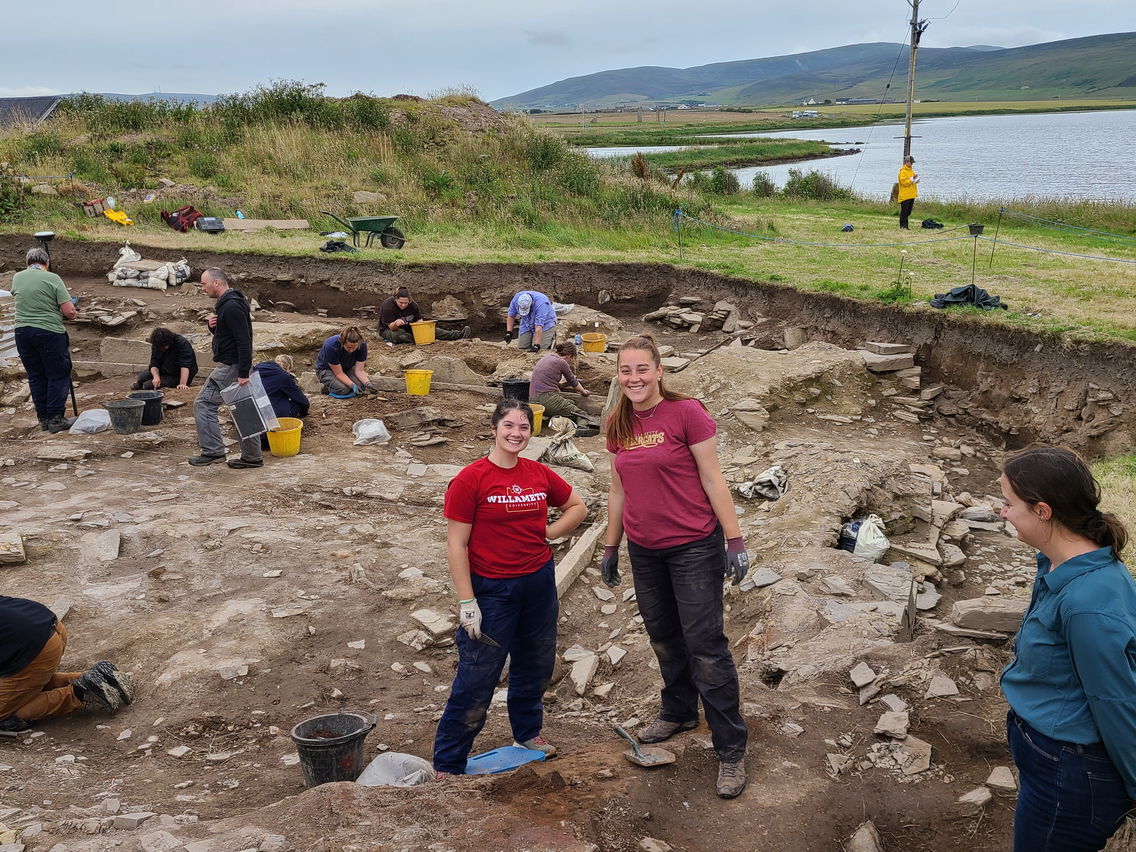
[513,735,557,757]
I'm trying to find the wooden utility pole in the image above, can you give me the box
[903,0,929,158]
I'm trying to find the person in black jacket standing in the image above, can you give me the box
[131,327,199,391]
[189,267,262,469]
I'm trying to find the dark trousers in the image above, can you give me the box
[381,326,466,344]
[433,559,558,774]
[15,326,72,420]
[1007,710,1131,851]
[133,367,197,390]
[899,198,915,229]
[628,527,747,762]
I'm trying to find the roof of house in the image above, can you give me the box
[0,96,62,129]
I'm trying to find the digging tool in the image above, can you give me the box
[69,374,79,417]
[614,725,675,768]
[0,729,19,739]
[472,632,501,648]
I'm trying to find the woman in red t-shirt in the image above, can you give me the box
[602,334,750,799]
[433,399,587,775]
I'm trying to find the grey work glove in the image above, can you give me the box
[725,536,750,586]
[600,545,620,588]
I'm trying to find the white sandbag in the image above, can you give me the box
[68,408,111,434]
[352,418,391,446]
[355,752,433,787]
[539,416,594,472]
[853,514,890,561]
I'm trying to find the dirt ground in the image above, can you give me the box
[0,263,1125,852]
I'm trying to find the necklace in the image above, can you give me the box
[633,401,663,420]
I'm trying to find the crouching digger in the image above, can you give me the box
[1,595,135,733]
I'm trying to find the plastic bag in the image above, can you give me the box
[355,752,433,787]
[735,464,787,501]
[352,418,391,446]
[539,416,594,472]
[68,408,111,434]
[853,514,890,561]
[112,244,142,268]
[220,372,278,439]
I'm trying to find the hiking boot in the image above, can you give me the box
[460,325,472,340]
[716,759,746,799]
[637,717,699,744]
[93,661,136,707]
[38,418,49,432]
[226,457,263,469]
[72,667,123,712]
[513,735,557,757]
[0,714,30,733]
[46,415,76,434]
[188,454,226,466]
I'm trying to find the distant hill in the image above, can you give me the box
[492,32,1136,109]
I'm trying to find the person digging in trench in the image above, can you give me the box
[189,267,264,469]
[131,326,198,391]
[529,342,599,428]
[315,327,378,397]
[504,290,556,352]
[1,595,135,734]
[379,287,470,344]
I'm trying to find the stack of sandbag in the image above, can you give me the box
[107,244,191,291]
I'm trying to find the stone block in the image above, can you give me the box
[863,341,913,355]
[0,531,26,565]
[949,597,1027,632]
[846,821,883,852]
[419,355,483,385]
[113,812,157,830]
[859,350,915,373]
[99,337,151,364]
[570,654,599,695]
[660,356,690,372]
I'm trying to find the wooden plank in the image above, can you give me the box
[221,218,310,232]
[555,521,607,599]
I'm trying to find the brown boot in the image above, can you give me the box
[637,717,698,744]
[716,759,746,799]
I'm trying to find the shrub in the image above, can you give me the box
[525,133,564,172]
[708,166,740,195]
[782,168,852,201]
[751,171,776,197]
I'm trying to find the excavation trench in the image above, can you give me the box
[10,235,1134,456]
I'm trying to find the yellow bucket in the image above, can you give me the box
[410,320,437,345]
[266,417,303,457]
[528,403,545,436]
[404,369,434,395]
[581,332,607,353]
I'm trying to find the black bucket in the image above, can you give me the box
[289,712,376,787]
[501,379,530,402]
[127,390,164,426]
[104,399,146,435]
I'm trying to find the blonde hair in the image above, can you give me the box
[339,326,364,346]
[607,333,697,450]
[274,354,295,373]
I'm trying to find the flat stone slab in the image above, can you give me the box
[862,341,913,355]
[925,674,959,699]
[859,350,915,373]
[949,597,1028,633]
[0,531,26,565]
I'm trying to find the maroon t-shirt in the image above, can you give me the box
[607,398,718,549]
[444,456,573,578]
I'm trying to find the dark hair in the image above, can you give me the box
[607,333,699,451]
[555,341,577,357]
[202,267,230,286]
[149,327,177,349]
[491,398,533,429]
[395,287,411,299]
[339,326,364,345]
[1003,446,1128,559]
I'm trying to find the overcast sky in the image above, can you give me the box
[5,1,1132,102]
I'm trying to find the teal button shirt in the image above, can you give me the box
[1001,546,1136,798]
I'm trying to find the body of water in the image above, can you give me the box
[587,109,1136,203]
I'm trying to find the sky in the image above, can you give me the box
[4,1,1133,103]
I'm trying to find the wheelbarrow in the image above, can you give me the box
[319,211,406,249]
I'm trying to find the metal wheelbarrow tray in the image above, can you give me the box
[320,211,406,249]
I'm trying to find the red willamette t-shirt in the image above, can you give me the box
[608,397,718,549]
[444,456,573,578]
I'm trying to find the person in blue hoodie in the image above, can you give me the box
[253,354,309,419]
[998,446,1136,851]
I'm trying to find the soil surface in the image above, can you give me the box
[1,251,1131,852]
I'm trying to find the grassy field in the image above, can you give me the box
[1093,454,1136,562]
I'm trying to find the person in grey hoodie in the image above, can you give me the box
[189,267,263,469]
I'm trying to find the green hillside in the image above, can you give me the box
[492,32,1136,109]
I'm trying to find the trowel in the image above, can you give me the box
[614,725,675,768]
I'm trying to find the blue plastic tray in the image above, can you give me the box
[465,745,546,775]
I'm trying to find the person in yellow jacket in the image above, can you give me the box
[897,155,919,229]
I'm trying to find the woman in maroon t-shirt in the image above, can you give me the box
[433,399,587,776]
[602,333,750,799]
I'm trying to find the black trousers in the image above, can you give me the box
[628,526,748,762]
[899,198,915,229]
[15,326,72,420]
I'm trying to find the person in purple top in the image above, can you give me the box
[504,290,556,352]
[529,342,595,425]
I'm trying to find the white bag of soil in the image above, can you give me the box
[539,416,594,472]
[355,752,433,787]
[853,514,890,561]
[68,408,112,434]
[352,418,391,446]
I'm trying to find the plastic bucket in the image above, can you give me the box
[289,712,376,787]
[104,398,146,435]
[410,320,437,345]
[501,379,530,402]
[266,417,303,457]
[581,332,608,353]
[529,403,545,436]
[404,369,433,396]
[127,390,164,426]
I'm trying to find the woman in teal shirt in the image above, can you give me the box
[999,446,1136,851]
